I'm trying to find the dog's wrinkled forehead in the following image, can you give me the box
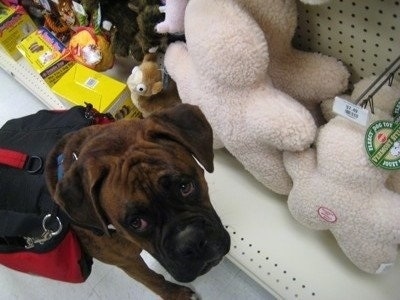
[122,140,206,195]
[79,103,213,172]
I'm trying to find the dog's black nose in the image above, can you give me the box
[175,224,209,259]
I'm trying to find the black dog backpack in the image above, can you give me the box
[0,105,113,283]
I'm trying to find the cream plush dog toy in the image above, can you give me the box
[283,77,400,274]
[165,0,317,195]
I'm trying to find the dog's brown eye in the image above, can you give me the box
[130,217,148,231]
[180,181,195,197]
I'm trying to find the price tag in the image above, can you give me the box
[332,97,370,126]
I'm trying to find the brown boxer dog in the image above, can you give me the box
[45,104,230,299]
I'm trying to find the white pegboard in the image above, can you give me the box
[294,0,400,85]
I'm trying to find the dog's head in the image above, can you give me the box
[46,104,230,282]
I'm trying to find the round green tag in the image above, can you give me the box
[365,120,400,170]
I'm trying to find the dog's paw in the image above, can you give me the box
[169,286,199,300]
[189,291,200,300]
[160,284,199,300]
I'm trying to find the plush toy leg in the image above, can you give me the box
[239,0,349,103]
[165,42,192,103]
[336,229,400,274]
[269,50,350,103]
[245,91,316,152]
[232,145,293,195]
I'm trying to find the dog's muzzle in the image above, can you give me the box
[156,215,230,282]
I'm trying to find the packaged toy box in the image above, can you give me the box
[52,63,141,120]
[0,3,36,59]
[16,27,74,86]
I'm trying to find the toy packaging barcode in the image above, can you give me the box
[85,78,99,89]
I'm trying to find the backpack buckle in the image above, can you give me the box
[25,156,43,174]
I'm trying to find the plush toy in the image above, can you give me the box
[155,0,188,34]
[68,27,114,71]
[127,53,181,117]
[78,0,167,61]
[165,0,317,195]
[127,0,171,60]
[320,76,400,194]
[58,0,79,27]
[283,76,400,274]
[235,0,350,119]
[283,113,400,274]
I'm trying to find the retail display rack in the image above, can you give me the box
[1,0,399,299]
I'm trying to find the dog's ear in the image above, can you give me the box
[54,158,110,236]
[146,104,214,172]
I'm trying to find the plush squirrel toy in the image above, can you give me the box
[283,76,400,274]
[127,53,181,117]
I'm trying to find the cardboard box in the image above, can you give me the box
[0,3,36,59]
[52,63,141,120]
[16,27,74,86]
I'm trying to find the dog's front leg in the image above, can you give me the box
[118,256,197,300]
[75,229,197,300]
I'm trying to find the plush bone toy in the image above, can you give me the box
[321,76,400,194]
[165,0,317,195]
[284,76,400,273]
[283,115,400,274]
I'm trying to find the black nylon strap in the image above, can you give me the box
[0,211,43,237]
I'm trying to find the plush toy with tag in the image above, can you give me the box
[321,76,400,194]
[165,0,317,195]
[156,0,188,34]
[127,53,181,117]
[80,0,168,61]
[283,76,400,274]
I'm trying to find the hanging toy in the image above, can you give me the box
[57,0,78,28]
[68,27,114,72]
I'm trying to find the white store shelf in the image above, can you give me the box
[1,0,399,299]
[0,50,65,109]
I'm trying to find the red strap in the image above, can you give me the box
[0,148,28,169]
